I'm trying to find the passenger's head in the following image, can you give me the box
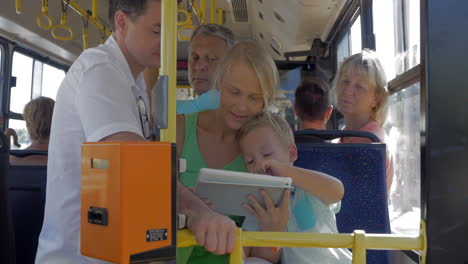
[109,0,161,70]
[238,113,297,174]
[333,49,388,125]
[188,24,235,95]
[23,97,55,141]
[294,79,333,127]
[215,41,278,131]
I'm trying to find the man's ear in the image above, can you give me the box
[324,105,333,121]
[293,104,298,117]
[114,10,129,37]
[289,143,298,163]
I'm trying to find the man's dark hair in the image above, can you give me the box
[294,79,331,121]
[109,0,155,31]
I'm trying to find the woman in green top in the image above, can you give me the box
[176,41,280,264]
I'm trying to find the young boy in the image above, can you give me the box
[237,113,352,264]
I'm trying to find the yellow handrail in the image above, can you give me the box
[210,0,216,23]
[63,0,111,37]
[177,222,427,264]
[160,0,177,143]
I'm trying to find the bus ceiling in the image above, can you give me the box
[0,0,350,65]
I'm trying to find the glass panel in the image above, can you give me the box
[406,0,420,68]
[41,63,65,100]
[373,0,397,81]
[336,32,350,69]
[385,83,421,235]
[10,52,33,114]
[8,119,30,150]
[350,16,362,55]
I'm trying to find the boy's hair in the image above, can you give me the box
[295,79,331,121]
[109,0,159,31]
[213,41,278,110]
[237,112,294,147]
[23,96,55,140]
[332,49,389,125]
[190,24,235,48]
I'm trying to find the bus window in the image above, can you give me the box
[350,15,362,55]
[385,83,421,235]
[336,32,350,68]
[41,63,65,100]
[374,0,421,235]
[10,52,33,114]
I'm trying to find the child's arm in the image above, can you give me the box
[260,159,344,204]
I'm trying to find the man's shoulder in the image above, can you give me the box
[71,45,118,72]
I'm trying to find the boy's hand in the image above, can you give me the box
[251,159,290,177]
[243,189,290,232]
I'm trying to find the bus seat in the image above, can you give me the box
[0,133,16,264]
[8,150,48,264]
[294,130,391,264]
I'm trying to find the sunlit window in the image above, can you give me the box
[42,63,65,100]
[350,16,362,55]
[373,0,420,80]
[385,83,421,235]
[337,32,350,69]
[10,52,33,114]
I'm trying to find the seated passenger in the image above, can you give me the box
[176,40,278,264]
[333,49,394,194]
[293,79,333,143]
[9,96,55,166]
[177,24,235,114]
[238,113,352,264]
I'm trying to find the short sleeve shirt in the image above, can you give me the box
[35,36,149,264]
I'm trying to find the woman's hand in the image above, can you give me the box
[243,189,290,232]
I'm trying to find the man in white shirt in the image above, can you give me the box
[176,24,235,114]
[36,1,237,263]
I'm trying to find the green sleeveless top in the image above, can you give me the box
[178,112,247,264]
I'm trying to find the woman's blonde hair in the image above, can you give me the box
[212,40,278,109]
[23,96,55,140]
[332,49,389,125]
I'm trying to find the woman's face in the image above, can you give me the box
[337,69,378,118]
[219,61,264,131]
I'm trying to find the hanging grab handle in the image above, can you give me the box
[15,0,22,14]
[51,0,74,41]
[37,0,54,30]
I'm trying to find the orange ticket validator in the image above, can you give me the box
[81,142,176,264]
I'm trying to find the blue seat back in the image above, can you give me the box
[7,165,47,264]
[294,141,390,263]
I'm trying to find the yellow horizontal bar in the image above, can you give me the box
[177,85,191,89]
[177,229,424,251]
[64,0,111,35]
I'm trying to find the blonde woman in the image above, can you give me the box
[333,49,394,194]
[9,96,54,166]
[176,40,280,264]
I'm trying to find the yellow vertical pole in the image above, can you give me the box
[91,0,98,19]
[200,0,206,24]
[217,8,224,25]
[352,230,366,264]
[229,228,243,264]
[210,0,216,23]
[160,0,177,143]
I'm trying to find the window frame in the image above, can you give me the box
[3,37,69,128]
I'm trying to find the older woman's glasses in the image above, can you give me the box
[137,96,151,140]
